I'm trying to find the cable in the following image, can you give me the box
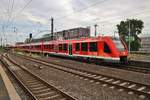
[8,0,33,28]
[6,0,15,27]
[14,0,32,18]
[0,0,9,25]
[0,0,12,45]
[6,0,11,26]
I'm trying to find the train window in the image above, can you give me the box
[44,45,46,49]
[90,42,97,52]
[28,46,31,49]
[75,43,80,51]
[51,44,54,50]
[48,45,50,49]
[81,42,88,51]
[59,44,62,51]
[104,43,111,53]
[63,44,68,51]
[35,45,40,49]
[112,37,125,51]
[35,45,37,48]
[49,45,51,49]
[45,45,50,49]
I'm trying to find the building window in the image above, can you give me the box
[63,44,68,51]
[90,42,97,52]
[81,42,88,51]
[75,43,80,51]
[104,43,111,53]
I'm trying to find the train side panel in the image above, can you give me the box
[15,36,128,63]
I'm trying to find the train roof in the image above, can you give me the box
[16,36,118,46]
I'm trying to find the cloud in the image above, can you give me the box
[23,12,48,25]
[0,0,150,44]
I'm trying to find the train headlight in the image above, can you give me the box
[120,52,125,55]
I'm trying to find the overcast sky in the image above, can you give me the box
[0,0,150,45]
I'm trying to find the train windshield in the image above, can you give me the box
[112,37,125,51]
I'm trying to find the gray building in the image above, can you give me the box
[139,34,150,52]
[24,27,90,43]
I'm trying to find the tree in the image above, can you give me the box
[117,19,144,51]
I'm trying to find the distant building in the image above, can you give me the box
[54,27,90,40]
[139,34,150,52]
[25,27,90,43]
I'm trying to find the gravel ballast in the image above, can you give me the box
[8,53,149,100]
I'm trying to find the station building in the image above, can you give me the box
[139,34,150,52]
[25,27,90,43]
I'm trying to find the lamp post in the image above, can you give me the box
[29,33,32,56]
[128,20,131,53]
[94,24,98,37]
[51,17,54,40]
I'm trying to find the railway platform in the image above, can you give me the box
[0,64,21,100]
[129,53,150,68]
[129,53,150,61]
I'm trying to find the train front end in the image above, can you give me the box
[112,37,128,64]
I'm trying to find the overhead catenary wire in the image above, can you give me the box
[0,0,10,45]
[1,0,33,45]
[7,0,33,28]
[0,0,10,26]
[0,0,15,45]
[15,0,33,17]
[6,0,15,27]
[1,0,150,44]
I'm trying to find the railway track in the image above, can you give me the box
[14,52,150,74]
[117,64,150,74]
[11,53,150,99]
[98,62,150,74]
[1,54,76,100]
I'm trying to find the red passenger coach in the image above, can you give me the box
[16,36,128,63]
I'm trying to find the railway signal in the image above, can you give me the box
[29,33,32,39]
[29,33,32,56]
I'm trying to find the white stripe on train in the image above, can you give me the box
[24,49,120,62]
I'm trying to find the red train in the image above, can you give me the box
[15,36,128,63]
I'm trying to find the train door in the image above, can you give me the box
[98,41,103,56]
[69,44,72,55]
